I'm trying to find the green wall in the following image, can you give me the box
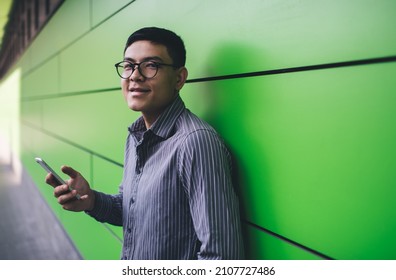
[1,0,396,259]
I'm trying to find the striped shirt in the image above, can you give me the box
[88,96,244,259]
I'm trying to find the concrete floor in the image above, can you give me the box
[0,157,81,260]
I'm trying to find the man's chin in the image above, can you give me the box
[127,101,143,112]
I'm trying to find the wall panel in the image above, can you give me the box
[58,20,125,93]
[27,0,91,72]
[21,100,43,128]
[41,90,137,164]
[22,56,59,98]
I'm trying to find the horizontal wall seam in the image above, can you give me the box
[21,87,120,101]
[244,220,335,260]
[21,120,124,168]
[90,0,136,30]
[21,54,396,102]
[186,55,396,83]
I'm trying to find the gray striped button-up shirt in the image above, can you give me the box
[88,96,244,259]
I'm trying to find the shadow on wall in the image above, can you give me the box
[200,42,279,259]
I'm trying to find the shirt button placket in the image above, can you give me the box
[128,164,143,259]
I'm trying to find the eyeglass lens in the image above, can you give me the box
[116,61,158,79]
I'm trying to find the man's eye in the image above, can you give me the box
[145,62,158,69]
[123,63,133,70]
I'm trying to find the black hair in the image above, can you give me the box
[124,27,186,67]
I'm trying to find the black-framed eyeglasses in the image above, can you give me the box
[114,61,176,79]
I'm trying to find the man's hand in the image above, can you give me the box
[45,165,95,212]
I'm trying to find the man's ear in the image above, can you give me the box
[175,67,188,91]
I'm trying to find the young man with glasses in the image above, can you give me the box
[46,27,244,260]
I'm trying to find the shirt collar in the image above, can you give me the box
[128,95,185,140]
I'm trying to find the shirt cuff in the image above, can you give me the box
[85,190,112,222]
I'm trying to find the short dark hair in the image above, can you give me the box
[124,27,186,67]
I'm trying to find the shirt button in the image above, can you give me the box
[127,228,132,233]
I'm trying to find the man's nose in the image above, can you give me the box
[129,65,144,81]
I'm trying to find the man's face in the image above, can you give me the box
[121,40,186,125]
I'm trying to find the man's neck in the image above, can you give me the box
[142,111,161,129]
[141,94,180,129]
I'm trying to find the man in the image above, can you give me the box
[46,27,244,260]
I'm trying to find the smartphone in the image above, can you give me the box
[35,157,80,199]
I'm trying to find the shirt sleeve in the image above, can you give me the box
[86,190,123,226]
[178,129,245,259]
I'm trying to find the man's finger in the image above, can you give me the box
[45,173,60,187]
[61,165,79,178]
[54,184,70,198]
[57,188,78,204]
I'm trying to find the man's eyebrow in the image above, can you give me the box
[123,56,164,62]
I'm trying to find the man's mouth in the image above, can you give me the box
[129,88,151,95]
